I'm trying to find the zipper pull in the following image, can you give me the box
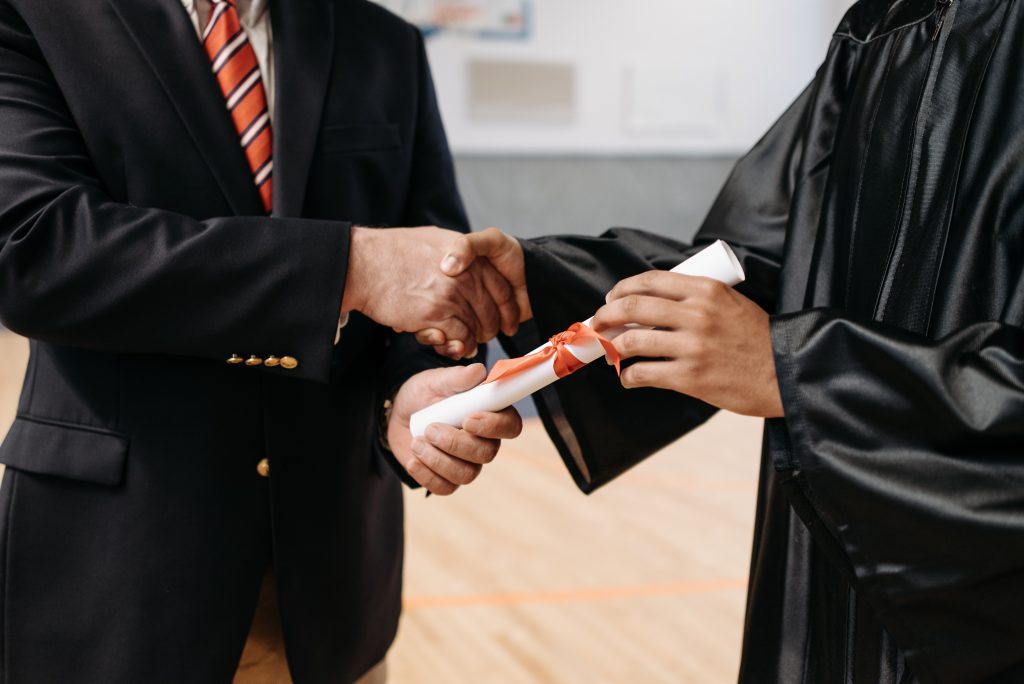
[932,0,953,42]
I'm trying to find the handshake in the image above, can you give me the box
[342,225,530,497]
[342,225,783,498]
[342,226,531,359]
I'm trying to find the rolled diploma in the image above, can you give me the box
[410,240,746,438]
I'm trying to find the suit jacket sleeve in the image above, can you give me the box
[503,80,817,492]
[0,2,347,383]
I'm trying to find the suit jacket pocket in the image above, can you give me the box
[319,123,401,153]
[0,416,128,486]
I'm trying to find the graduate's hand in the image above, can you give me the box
[592,271,785,418]
[342,227,519,359]
[414,228,532,354]
[389,364,523,496]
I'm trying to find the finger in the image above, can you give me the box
[416,329,447,347]
[428,363,488,398]
[412,438,483,486]
[433,317,475,359]
[425,423,500,465]
[435,344,481,359]
[463,407,523,440]
[446,287,486,356]
[405,447,460,496]
[459,267,502,344]
[620,360,685,392]
[592,295,684,332]
[612,329,682,361]
[514,285,532,324]
[478,261,520,336]
[415,280,482,358]
[446,228,531,324]
[436,342,465,360]
[441,227,511,276]
[606,272,727,304]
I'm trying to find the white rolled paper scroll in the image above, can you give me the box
[410,240,746,438]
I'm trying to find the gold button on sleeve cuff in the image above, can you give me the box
[245,356,264,367]
[256,458,270,478]
[279,356,299,370]
[226,354,244,365]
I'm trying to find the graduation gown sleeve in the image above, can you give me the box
[769,305,1024,682]
[504,81,819,492]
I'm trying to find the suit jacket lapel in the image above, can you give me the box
[270,0,336,218]
[107,0,264,216]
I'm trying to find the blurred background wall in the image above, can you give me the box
[407,0,855,241]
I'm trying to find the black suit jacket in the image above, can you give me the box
[0,0,467,681]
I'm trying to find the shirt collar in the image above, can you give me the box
[240,0,270,27]
[181,0,269,28]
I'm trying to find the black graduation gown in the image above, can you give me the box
[504,1,1024,682]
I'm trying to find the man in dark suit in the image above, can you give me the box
[0,0,522,682]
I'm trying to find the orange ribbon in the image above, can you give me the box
[485,322,621,384]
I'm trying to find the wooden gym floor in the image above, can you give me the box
[0,332,761,683]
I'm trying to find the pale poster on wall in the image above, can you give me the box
[374,0,531,39]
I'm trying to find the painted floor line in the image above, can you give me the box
[404,577,748,610]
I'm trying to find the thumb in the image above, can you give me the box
[441,228,508,276]
[431,363,488,398]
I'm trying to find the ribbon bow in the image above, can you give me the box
[485,322,621,385]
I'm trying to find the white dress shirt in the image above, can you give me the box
[180,0,275,123]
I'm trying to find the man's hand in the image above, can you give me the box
[342,227,521,359]
[592,271,784,418]
[415,228,531,354]
[388,364,523,495]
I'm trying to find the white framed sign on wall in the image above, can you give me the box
[375,0,531,39]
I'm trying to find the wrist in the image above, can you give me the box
[342,227,372,314]
[764,385,785,419]
[387,380,416,458]
[763,355,785,418]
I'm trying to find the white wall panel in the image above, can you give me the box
[406,1,847,155]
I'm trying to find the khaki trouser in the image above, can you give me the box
[234,573,387,684]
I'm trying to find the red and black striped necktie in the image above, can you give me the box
[203,0,273,213]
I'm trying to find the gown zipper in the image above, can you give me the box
[932,0,953,41]
[873,0,956,324]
